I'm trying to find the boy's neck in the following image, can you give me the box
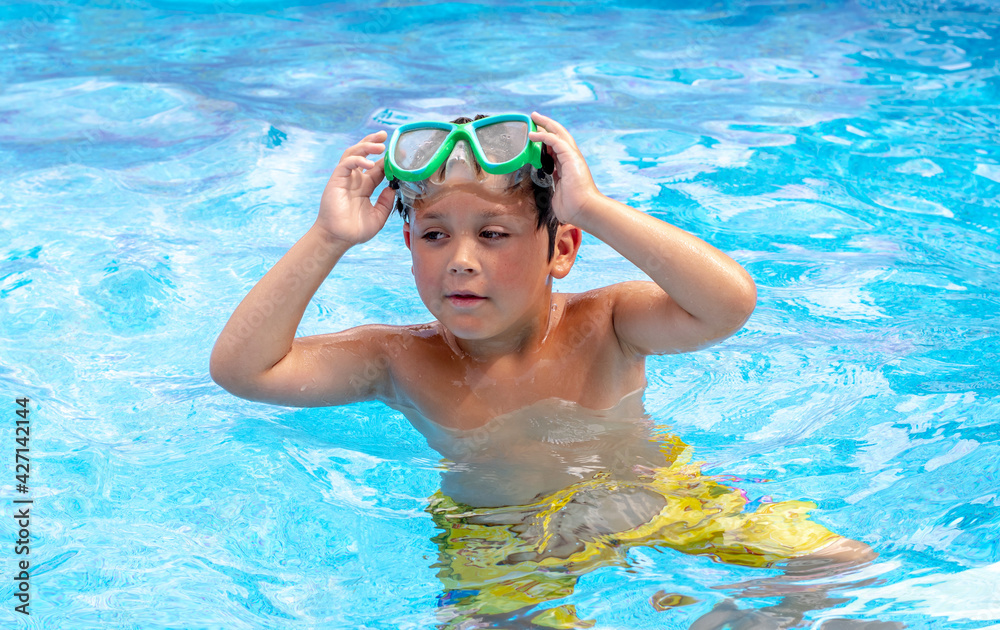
[443,290,559,362]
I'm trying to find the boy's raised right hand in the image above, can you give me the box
[316,130,397,246]
[212,129,399,407]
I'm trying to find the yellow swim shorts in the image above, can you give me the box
[426,462,840,624]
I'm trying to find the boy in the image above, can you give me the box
[211,112,872,628]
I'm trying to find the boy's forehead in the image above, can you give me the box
[410,188,534,222]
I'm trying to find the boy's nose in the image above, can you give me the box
[448,238,480,274]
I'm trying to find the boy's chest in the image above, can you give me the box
[388,320,646,431]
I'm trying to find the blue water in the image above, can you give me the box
[1,0,999,627]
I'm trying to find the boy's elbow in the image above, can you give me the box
[209,352,238,393]
[721,274,757,335]
[736,275,757,324]
[210,361,264,401]
[209,345,253,397]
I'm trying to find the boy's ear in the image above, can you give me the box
[402,221,411,250]
[550,224,582,280]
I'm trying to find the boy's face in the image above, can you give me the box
[402,184,570,344]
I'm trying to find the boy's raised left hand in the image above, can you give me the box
[528,112,602,226]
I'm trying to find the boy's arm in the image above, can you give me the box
[530,113,756,356]
[210,131,398,406]
[577,196,756,355]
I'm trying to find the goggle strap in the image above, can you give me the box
[540,148,554,175]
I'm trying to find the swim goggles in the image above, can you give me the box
[383,113,552,201]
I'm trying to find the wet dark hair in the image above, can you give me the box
[393,114,560,261]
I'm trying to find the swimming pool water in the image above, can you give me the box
[1,0,999,627]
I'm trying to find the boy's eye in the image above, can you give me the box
[419,230,508,241]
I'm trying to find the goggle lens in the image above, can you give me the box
[393,128,450,171]
[474,121,530,165]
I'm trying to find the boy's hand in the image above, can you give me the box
[528,112,602,225]
[316,130,397,245]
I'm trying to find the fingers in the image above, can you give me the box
[528,129,567,149]
[342,141,386,161]
[372,184,397,217]
[333,154,376,177]
[528,128,574,170]
[367,156,385,175]
[531,111,576,146]
[339,129,388,161]
[358,129,388,144]
[528,113,577,156]
[334,131,389,184]
[360,157,386,188]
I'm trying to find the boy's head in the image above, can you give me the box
[392,115,582,343]
[392,114,561,261]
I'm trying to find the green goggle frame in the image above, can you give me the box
[383,113,544,183]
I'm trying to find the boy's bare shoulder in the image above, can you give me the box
[322,321,444,354]
[563,281,655,303]
[558,281,665,357]
[551,285,633,355]
[559,281,656,319]
[352,321,461,366]
[287,321,446,406]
